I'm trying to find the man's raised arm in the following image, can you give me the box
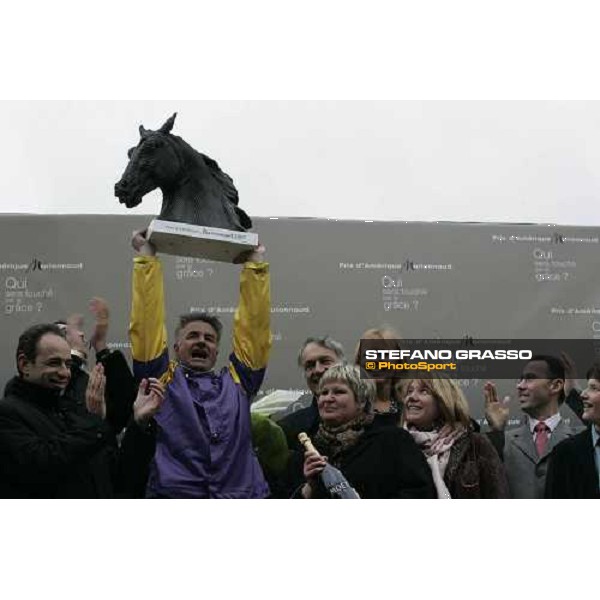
[229,244,272,397]
[129,231,170,381]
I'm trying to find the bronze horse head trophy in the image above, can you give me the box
[114,113,252,232]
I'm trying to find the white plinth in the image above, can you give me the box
[147,219,258,263]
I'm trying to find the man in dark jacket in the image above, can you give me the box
[545,363,600,498]
[0,323,126,498]
[277,335,345,452]
[56,297,137,433]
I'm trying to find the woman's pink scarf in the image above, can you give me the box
[406,424,466,499]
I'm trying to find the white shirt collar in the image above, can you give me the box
[528,412,562,434]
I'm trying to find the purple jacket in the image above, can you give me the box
[147,360,269,498]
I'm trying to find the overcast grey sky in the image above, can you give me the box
[1,100,599,225]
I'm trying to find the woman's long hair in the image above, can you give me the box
[400,375,471,429]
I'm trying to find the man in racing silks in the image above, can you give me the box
[119,230,273,499]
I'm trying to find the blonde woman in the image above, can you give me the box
[292,364,436,499]
[355,327,403,425]
[401,376,509,499]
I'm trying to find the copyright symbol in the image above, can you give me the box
[366,362,376,370]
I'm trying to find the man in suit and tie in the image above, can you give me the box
[545,363,600,498]
[484,355,583,498]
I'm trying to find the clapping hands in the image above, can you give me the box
[133,378,165,427]
[86,364,107,419]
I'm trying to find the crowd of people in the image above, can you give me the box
[0,231,598,499]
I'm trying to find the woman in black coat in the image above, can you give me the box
[293,364,435,499]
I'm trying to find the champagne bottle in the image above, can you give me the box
[298,432,361,499]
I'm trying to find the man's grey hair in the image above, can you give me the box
[297,335,345,368]
[174,313,223,344]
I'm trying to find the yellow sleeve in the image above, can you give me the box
[129,256,169,373]
[231,261,272,370]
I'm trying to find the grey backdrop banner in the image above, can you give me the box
[1,215,599,425]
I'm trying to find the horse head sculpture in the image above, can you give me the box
[114,113,252,231]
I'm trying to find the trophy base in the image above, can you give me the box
[147,219,258,262]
